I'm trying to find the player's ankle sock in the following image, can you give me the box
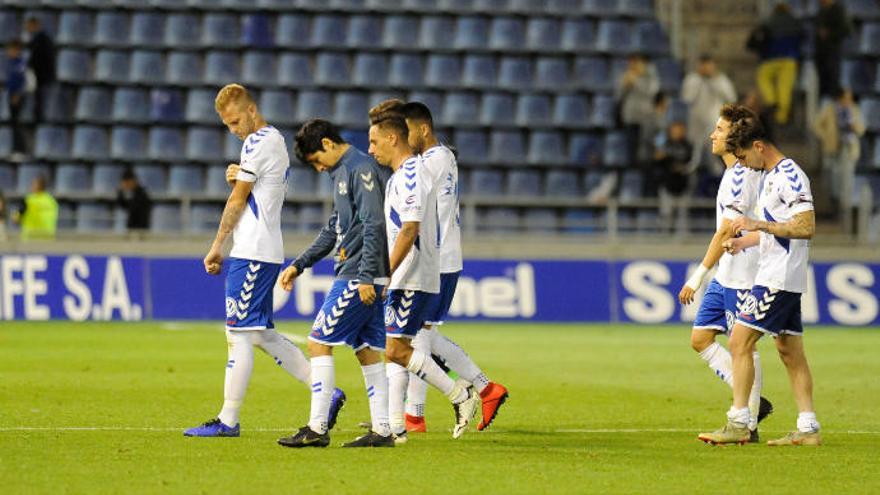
[218,330,254,427]
[361,363,391,437]
[797,412,820,433]
[726,405,751,428]
[748,351,763,430]
[254,329,310,384]
[430,330,490,393]
[386,362,408,434]
[405,373,428,417]
[698,342,734,387]
[406,350,463,401]
[307,356,335,434]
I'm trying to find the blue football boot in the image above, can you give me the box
[183,418,240,437]
[327,388,346,431]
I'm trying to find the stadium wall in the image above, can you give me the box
[0,254,877,326]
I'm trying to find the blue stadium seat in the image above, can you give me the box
[573,56,610,92]
[507,169,542,196]
[242,14,273,48]
[278,53,313,87]
[604,131,632,167]
[425,54,462,88]
[407,91,443,119]
[569,132,603,168]
[260,90,296,126]
[656,58,683,91]
[16,164,51,195]
[528,131,567,166]
[165,13,201,48]
[454,16,489,49]
[561,19,595,52]
[620,0,654,16]
[635,21,668,55]
[596,20,633,54]
[489,130,526,165]
[584,0,616,14]
[861,23,880,54]
[516,94,552,126]
[489,17,526,51]
[348,15,383,48]
[130,51,165,85]
[168,165,205,194]
[204,51,240,86]
[72,126,109,161]
[461,55,496,89]
[94,12,129,46]
[366,0,404,9]
[298,204,326,233]
[861,98,880,132]
[57,11,93,45]
[34,126,70,160]
[75,87,113,123]
[334,91,370,127]
[535,57,568,90]
[352,53,390,88]
[111,127,147,160]
[92,163,124,195]
[383,15,419,49]
[419,16,455,49]
[312,15,347,48]
[57,49,91,83]
[547,0,584,14]
[44,86,75,124]
[287,166,317,196]
[203,13,240,48]
[242,52,277,87]
[151,204,181,232]
[848,0,880,19]
[480,92,516,126]
[471,169,504,196]
[546,170,581,197]
[619,170,644,202]
[452,130,488,162]
[276,14,311,48]
[523,208,558,232]
[841,59,875,94]
[562,208,599,233]
[151,89,185,123]
[442,92,480,126]
[526,18,561,52]
[479,207,519,232]
[0,11,20,44]
[76,203,112,232]
[55,163,91,194]
[113,88,151,124]
[95,50,130,84]
[131,164,166,194]
[0,127,11,156]
[130,12,165,47]
[205,167,230,197]
[189,204,223,233]
[553,94,589,128]
[225,133,243,162]
[498,56,533,90]
[636,210,660,232]
[315,53,352,87]
[186,127,224,162]
[148,127,185,161]
[589,95,617,129]
[388,54,424,88]
[167,52,203,85]
[296,90,335,122]
[507,0,540,13]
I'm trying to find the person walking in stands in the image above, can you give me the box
[24,16,56,124]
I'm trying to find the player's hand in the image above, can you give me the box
[225,164,240,187]
[723,238,744,255]
[203,248,223,275]
[381,286,388,300]
[358,284,376,305]
[679,286,696,305]
[730,216,759,235]
[279,265,300,292]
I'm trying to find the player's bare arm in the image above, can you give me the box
[389,221,420,275]
[204,179,253,275]
[731,211,815,240]
[679,218,737,305]
[722,231,760,255]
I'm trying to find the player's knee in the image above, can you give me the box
[307,340,332,358]
[384,344,409,366]
[690,331,715,353]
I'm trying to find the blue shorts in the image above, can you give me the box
[225,258,281,330]
[309,280,385,351]
[384,289,433,338]
[693,279,751,335]
[736,286,803,336]
[424,272,461,325]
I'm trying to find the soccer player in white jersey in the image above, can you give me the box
[184,84,344,437]
[368,114,480,439]
[396,101,509,437]
[678,104,773,442]
[699,115,821,446]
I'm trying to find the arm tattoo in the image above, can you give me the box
[762,211,815,240]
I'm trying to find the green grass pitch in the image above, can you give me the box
[1,322,879,494]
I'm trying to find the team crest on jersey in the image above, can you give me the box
[225,297,237,318]
[741,294,758,317]
[385,306,395,326]
[338,181,348,196]
[313,310,326,331]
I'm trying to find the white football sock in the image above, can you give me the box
[797,412,820,433]
[387,362,409,434]
[698,342,734,387]
[362,363,391,437]
[430,329,490,393]
[748,351,763,430]
[405,374,428,417]
[406,350,466,403]
[254,329,310,385]
[307,355,335,434]
[726,405,751,428]
[218,330,254,427]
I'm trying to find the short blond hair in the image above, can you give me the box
[215,83,255,112]
[368,98,405,125]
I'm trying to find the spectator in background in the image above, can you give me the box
[615,53,660,157]
[812,88,864,220]
[117,169,152,231]
[681,54,737,171]
[741,88,776,143]
[747,3,805,125]
[639,92,671,196]
[5,40,28,161]
[13,175,58,240]
[815,0,853,99]
[653,121,693,232]
[24,16,56,123]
